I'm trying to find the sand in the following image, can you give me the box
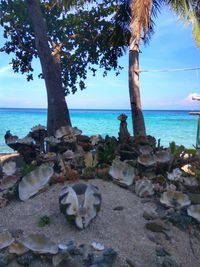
[0,179,200,266]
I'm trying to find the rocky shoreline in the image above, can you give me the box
[0,119,200,266]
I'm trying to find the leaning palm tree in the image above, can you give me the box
[119,0,199,137]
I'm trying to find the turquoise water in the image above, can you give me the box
[0,108,198,152]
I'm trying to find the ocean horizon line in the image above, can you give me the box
[0,107,199,112]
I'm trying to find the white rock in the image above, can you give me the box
[109,157,135,187]
[137,154,157,167]
[20,234,58,254]
[187,204,200,222]
[139,145,153,155]
[0,230,14,249]
[155,150,171,163]
[91,241,105,251]
[84,152,97,168]
[59,183,101,229]
[63,150,75,159]
[167,168,182,181]
[18,164,54,201]
[135,179,154,197]
[55,126,82,139]
[90,135,101,146]
[2,161,16,176]
[160,191,191,208]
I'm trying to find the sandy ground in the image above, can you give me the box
[0,179,200,267]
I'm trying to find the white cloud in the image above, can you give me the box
[180,93,200,106]
[0,65,12,75]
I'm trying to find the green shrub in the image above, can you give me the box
[20,163,35,176]
[38,215,51,227]
[98,139,117,165]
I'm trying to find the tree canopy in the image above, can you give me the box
[0,0,130,95]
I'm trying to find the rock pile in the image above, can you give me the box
[0,231,117,267]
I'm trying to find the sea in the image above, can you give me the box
[0,108,198,153]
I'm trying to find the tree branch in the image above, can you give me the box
[10,20,37,55]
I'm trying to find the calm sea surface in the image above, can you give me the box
[0,108,198,152]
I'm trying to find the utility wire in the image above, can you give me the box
[139,67,200,73]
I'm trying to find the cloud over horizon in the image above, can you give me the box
[180,93,200,107]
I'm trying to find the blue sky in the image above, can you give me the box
[0,5,200,110]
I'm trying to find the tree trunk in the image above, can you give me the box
[129,45,146,136]
[26,0,71,136]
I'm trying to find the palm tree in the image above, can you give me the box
[128,0,161,136]
[118,0,199,137]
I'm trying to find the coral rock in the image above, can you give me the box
[109,158,135,187]
[139,145,153,155]
[2,161,16,176]
[0,230,14,249]
[9,242,28,255]
[137,154,157,167]
[18,164,54,201]
[59,183,101,229]
[187,204,200,222]
[135,179,154,197]
[0,175,18,191]
[31,125,46,132]
[55,126,82,140]
[160,191,191,208]
[155,150,171,163]
[90,135,102,146]
[84,152,97,168]
[20,234,58,254]
[167,169,182,181]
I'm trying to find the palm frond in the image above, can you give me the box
[130,0,163,46]
[167,0,200,47]
[130,0,152,44]
[192,15,200,46]
[167,0,190,17]
[144,0,163,44]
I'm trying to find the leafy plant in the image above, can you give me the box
[185,149,196,156]
[98,139,117,165]
[169,141,185,156]
[169,141,176,154]
[82,167,95,179]
[38,215,51,227]
[20,163,35,176]
[191,166,200,182]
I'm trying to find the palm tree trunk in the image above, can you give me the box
[129,46,146,136]
[26,0,71,136]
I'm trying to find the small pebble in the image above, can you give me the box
[143,208,158,220]
[91,242,105,251]
[156,247,170,257]
[126,257,136,267]
[113,206,124,211]
[162,256,180,267]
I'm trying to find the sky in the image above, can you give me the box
[0,5,200,110]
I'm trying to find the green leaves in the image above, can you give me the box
[37,215,51,227]
[0,0,128,93]
[167,0,200,47]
